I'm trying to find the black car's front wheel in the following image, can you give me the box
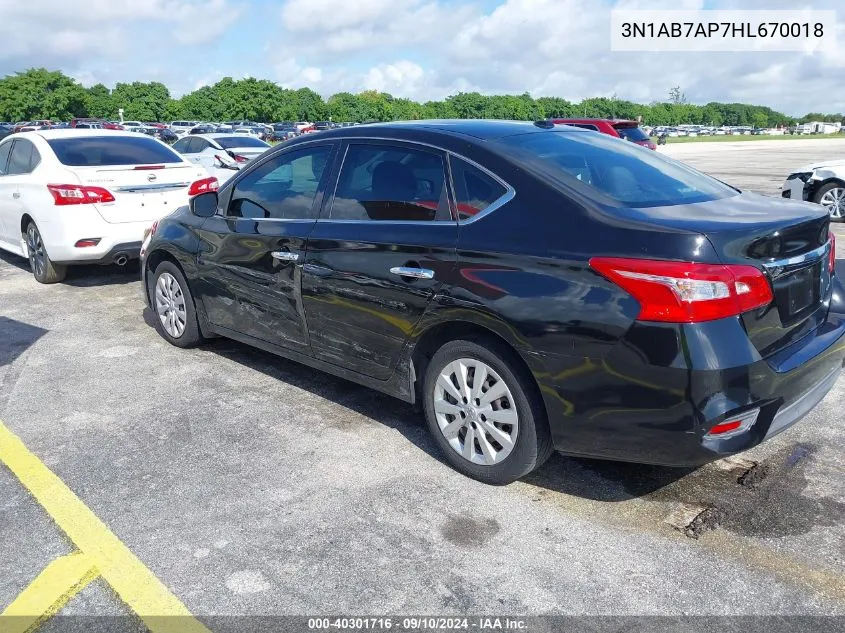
[422,338,552,485]
[151,261,202,348]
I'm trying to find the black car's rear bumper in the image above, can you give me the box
[533,278,845,467]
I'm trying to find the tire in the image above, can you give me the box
[422,338,552,485]
[813,182,845,222]
[150,261,202,348]
[25,222,66,284]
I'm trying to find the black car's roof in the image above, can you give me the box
[311,119,591,141]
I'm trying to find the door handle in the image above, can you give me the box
[12,192,20,199]
[390,266,434,280]
[271,251,300,262]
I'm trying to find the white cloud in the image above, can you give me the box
[363,61,426,94]
[0,0,243,75]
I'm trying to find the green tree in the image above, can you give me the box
[85,84,114,119]
[112,81,171,121]
[0,68,88,121]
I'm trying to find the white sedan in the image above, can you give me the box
[171,133,270,183]
[782,158,845,222]
[0,129,216,283]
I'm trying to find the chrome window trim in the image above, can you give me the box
[446,152,515,225]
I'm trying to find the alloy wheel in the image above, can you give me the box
[155,272,188,338]
[819,187,845,220]
[432,358,519,465]
[26,224,46,278]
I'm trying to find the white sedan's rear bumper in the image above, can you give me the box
[31,207,157,264]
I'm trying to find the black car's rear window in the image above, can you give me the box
[215,136,269,149]
[615,125,650,142]
[496,131,736,208]
[48,136,183,166]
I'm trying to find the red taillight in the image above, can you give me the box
[589,257,773,323]
[47,184,115,206]
[830,232,836,274]
[187,177,219,196]
[133,165,165,170]
[74,238,101,248]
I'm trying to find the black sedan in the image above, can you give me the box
[140,120,844,484]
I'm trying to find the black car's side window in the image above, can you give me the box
[7,139,40,175]
[449,156,509,221]
[330,143,451,222]
[227,145,332,220]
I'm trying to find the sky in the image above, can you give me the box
[0,0,842,115]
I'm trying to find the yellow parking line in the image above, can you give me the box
[1,552,98,633]
[0,420,211,633]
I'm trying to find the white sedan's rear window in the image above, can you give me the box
[48,136,183,166]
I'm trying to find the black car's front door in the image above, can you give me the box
[196,143,337,353]
[301,140,458,380]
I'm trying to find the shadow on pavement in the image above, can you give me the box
[0,249,140,286]
[155,329,695,501]
[0,316,48,368]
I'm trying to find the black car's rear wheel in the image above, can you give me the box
[422,338,552,485]
[151,261,202,348]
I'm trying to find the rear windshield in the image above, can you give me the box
[615,125,650,142]
[496,131,736,208]
[215,136,269,149]
[48,136,183,166]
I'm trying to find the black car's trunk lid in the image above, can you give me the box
[621,192,833,359]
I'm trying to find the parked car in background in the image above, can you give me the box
[171,133,270,182]
[550,118,656,150]
[154,128,179,144]
[0,129,216,283]
[121,121,145,131]
[189,124,218,135]
[14,120,52,133]
[170,121,199,136]
[0,124,13,140]
[70,118,124,130]
[141,120,842,485]
[270,123,298,142]
[782,159,845,221]
[136,127,179,144]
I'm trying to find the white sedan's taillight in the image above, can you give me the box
[47,184,115,205]
[188,177,219,197]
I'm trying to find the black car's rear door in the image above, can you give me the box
[195,142,337,354]
[301,140,458,380]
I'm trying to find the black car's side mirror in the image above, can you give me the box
[190,191,219,218]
